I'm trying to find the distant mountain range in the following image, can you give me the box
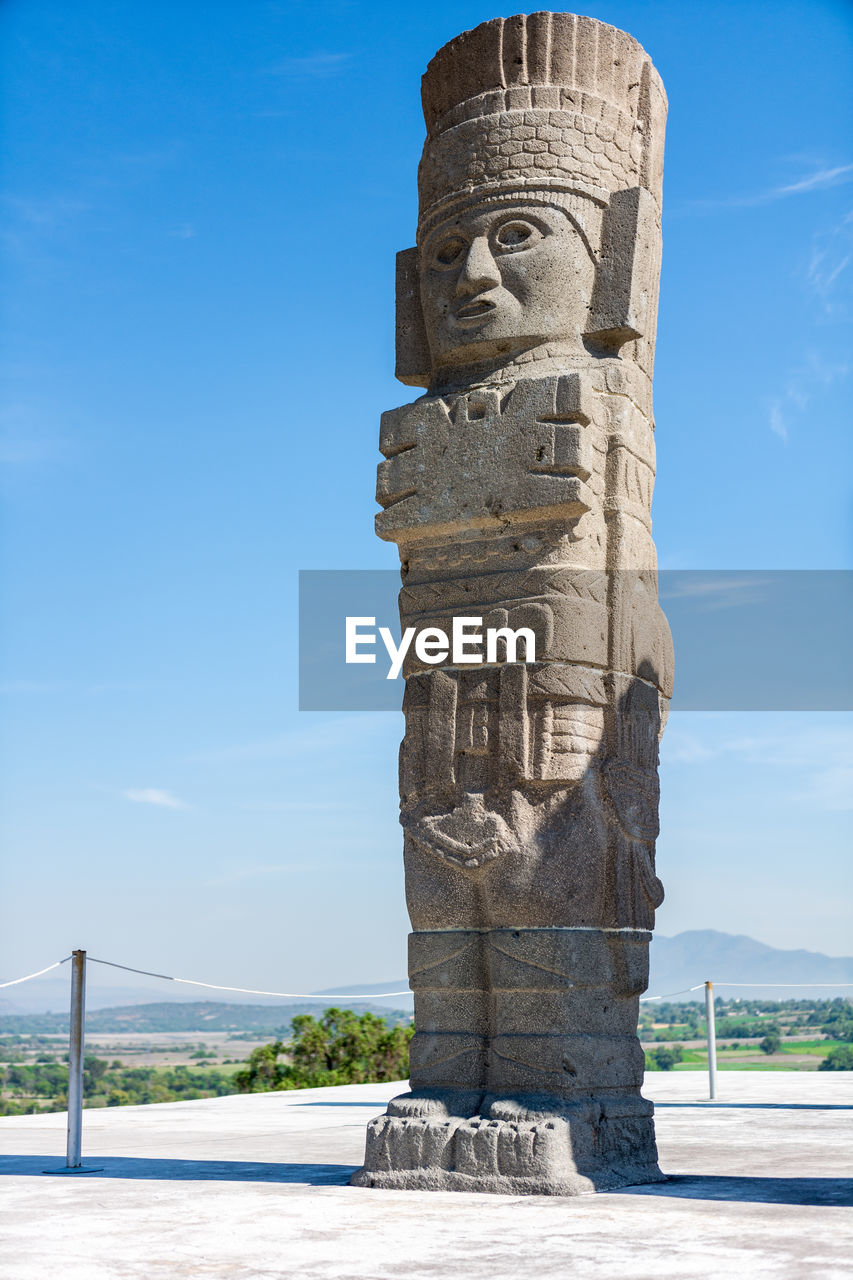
[648,930,853,1001]
[0,999,412,1036]
[316,931,853,1002]
[1,931,850,1030]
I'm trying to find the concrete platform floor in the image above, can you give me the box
[1,1072,851,1279]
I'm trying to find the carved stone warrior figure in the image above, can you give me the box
[352,12,673,1195]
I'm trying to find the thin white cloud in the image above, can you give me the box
[810,250,850,291]
[237,799,347,813]
[804,763,853,813]
[659,576,771,608]
[660,730,715,764]
[663,721,853,813]
[265,52,351,78]
[124,788,188,810]
[186,713,398,764]
[776,164,853,196]
[0,435,61,466]
[807,209,853,315]
[0,681,56,694]
[0,402,67,469]
[677,162,853,214]
[205,862,316,888]
[2,147,181,267]
[0,680,157,695]
[2,193,91,232]
[765,348,850,442]
[769,401,787,441]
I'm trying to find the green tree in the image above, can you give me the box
[235,1008,414,1093]
[821,1020,853,1043]
[818,999,853,1040]
[759,1029,781,1055]
[653,1046,683,1071]
[819,1046,853,1071]
[233,1040,291,1092]
[0,1098,29,1117]
[83,1055,109,1097]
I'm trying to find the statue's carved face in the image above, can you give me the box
[419,202,595,373]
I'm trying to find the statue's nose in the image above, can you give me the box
[456,235,500,296]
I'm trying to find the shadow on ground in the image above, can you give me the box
[0,1157,357,1184]
[1,1158,850,1204]
[294,1101,390,1108]
[653,1102,852,1111]
[623,1175,853,1207]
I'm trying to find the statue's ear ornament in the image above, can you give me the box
[395,247,430,389]
[585,187,658,353]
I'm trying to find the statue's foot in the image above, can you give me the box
[352,1090,663,1195]
[386,1088,484,1119]
[481,1092,600,1122]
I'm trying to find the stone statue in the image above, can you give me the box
[352,11,673,1196]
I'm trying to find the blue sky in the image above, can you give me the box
[1,0,851,999]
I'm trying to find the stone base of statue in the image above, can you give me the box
[350,1092,663,1196]
[351,926,663,1194]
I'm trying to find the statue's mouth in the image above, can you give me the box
[455,298,496,322]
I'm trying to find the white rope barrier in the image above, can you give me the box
[86,956,411,999]
[0,957,71,988]
[641,984,705,1002]
[3,955,851,1001]
[698,982,853,988]
[174,977,413,999]
[640,981,853,1003]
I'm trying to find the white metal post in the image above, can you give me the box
[42,950,103,1175]
[66,949,86,1167]
[705,979,717,1101]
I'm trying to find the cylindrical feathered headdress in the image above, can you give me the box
[418,12,666,238]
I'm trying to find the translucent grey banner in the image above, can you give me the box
[298,570,852,711]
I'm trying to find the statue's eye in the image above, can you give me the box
[493,220,540,252]
[434,237,466,267]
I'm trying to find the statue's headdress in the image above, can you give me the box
[397,12,667,386]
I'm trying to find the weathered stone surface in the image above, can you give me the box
[355,1093,660,1196]
[353,11,671,1196]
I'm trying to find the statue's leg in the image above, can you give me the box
[471,927,663,1191]
[391,928,487,1115]
[351,930,488,1188]
[485,926,649,1096]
